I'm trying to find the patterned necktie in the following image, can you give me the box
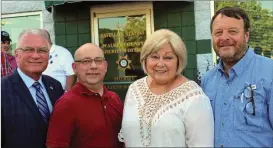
[33,82,50,123]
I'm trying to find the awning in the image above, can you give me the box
[45,1,65,9]
[45,1,82,11]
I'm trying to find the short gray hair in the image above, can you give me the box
[16,29,50,49]
[140,29,187,75]
[41,29,52,44]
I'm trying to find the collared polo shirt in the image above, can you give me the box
[201,48,273,147]
[46,82,123,148]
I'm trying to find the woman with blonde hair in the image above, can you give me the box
[118,29,214,147]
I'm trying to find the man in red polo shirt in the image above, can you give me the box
[46,43,123,148]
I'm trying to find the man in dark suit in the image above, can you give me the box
[1,29,64,148]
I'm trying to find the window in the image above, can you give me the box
[1,11,43,55]
[90,2,154,99]
[91,2,154,84]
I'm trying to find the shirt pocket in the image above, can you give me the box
[233,83,266,132]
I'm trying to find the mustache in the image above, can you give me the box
[218,41,233,47]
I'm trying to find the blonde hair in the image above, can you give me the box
[140,29,187,75]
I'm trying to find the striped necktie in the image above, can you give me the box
[33,82,50,123]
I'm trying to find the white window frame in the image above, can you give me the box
[2,11,43,28]
[90,2,154,45]
[210,1,218,65]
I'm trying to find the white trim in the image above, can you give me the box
[210,0,217,65]
[91,2,153,14]
[2,11,42,18]
[90,2,154,45]
[40,11,43,29]
[2,11,43,29]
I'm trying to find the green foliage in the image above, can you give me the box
[215,0,273,57]
[123,15,146,43]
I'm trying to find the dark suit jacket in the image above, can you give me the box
[1,69,64,148]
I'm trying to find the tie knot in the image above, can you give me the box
[33,82,41,89]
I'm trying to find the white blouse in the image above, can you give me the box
[119,77,214,147]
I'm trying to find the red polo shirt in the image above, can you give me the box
[46,82,123,148]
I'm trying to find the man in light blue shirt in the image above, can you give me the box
[201,7,273,147]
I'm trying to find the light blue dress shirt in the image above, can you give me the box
[201,48,273,147]
[17,68,53,112]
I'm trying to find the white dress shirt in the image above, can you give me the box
[17,68,53,112]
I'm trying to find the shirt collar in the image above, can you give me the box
[17,68,44,89]
[216,47,255,76]
[232,48,254,76]
[7,53,15,60]
[74,82,109,97]
[216,60,224,74]
[49,43,56,54]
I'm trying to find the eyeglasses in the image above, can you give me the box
[17,47,49,55]
[244,84,255,116]
[75,57,105,66]
[147,53,177,62]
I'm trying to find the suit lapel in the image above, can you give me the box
[11,70,42,121]
[42,76,57,106]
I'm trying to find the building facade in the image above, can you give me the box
[43,1,213,99]
[1,1,55,53]
[0,1,218,99]
[3,1,272,99]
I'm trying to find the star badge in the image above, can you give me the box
[116,55,132,71]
